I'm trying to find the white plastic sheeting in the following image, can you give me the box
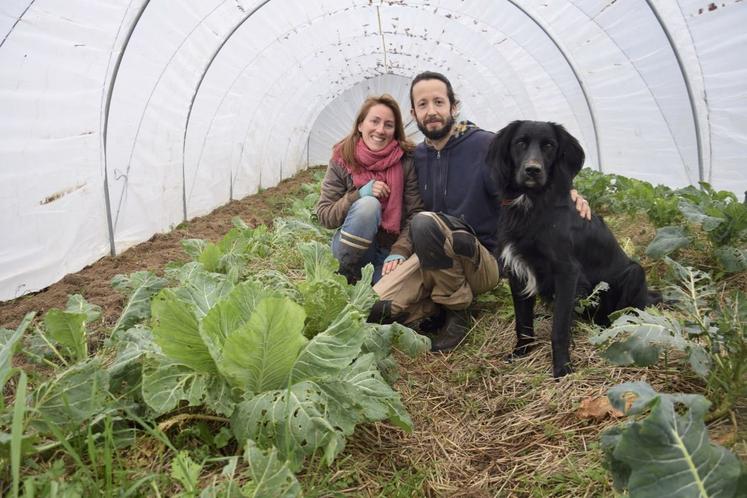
[1,0,745,301]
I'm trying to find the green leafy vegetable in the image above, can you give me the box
[590,308,709,375]
[199,279,271,362]
[111,271,167,334]
[645,226,690,259]
[290,305,366,384]
[0,312,35,390]
[602,382,744,498]
[231,381,343,471]
[141,358,235,417]
[43,309,87,361]
[152,289,216,373]
[65,294,102,323]
[221,297,308,392]
[171,450,202,497]
[241,440,301,498]
[31,359,110,432]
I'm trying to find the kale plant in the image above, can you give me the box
[590,258,746,419]
[602,382,746,498]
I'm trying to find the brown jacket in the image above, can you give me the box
[315,155,424,258]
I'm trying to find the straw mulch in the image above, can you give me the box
[312,296,744,497]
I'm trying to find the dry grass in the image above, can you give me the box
[299,294,743,497]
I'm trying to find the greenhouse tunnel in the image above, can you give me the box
[1,0,745,302]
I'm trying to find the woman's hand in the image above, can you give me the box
[371,180,390,198]
[360,180,390,199]
[382,254,405,275]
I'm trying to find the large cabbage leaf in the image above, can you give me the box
[317,353,413,432]
[152,288,216,373]
[141,357,235,416]
[347,264,378,313]
[200,280,270,362]
[31,359,110,432]
[231,381,344,471]
[645,226,690,259]
[172,269,234,319]
[361,322,430,382]
[43,294,99,362]
[43,310,87,361]
[289,305,365,383]
[297,241,349,337]
[299,241,341,282]
[602,382,744,498]
[221,297,307,393]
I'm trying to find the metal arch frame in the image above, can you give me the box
[113,1,231,232]
[100,0,707,259]
[503,0,603,172]
[228,6,594,186]
[102,0,152,256]
[100,0,601,260]
[644,0,705,183]
[2,0,152,257]
[0,0,36,49]
[100,0,272,256]
[7,0,708,259]
[180,1,273,222]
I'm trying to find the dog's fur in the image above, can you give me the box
[487,120,660,377]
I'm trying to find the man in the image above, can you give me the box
[370,71,590,352]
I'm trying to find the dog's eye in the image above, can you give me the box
[542,142,555,150]
[515,139,527,148]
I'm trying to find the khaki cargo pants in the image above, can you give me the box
[373,211,500,323]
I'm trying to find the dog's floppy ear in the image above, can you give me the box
[552,123,585,178]
[486,120,523,192]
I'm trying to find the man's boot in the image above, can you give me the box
[338,262,361,285]
[367,300,409,325]
[367,300,393,324]
[430,309,470,352]
[417,306,446,336]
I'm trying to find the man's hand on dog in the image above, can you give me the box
[571,189,591,220]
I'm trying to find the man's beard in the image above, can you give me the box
[417,115,454,141]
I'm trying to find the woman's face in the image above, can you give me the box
[358,104,396,151]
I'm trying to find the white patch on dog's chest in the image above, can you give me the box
[509,194,533,211]
[500,243,538,297]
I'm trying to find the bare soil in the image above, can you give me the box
[0,168,320,330]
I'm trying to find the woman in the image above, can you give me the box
[315,94,424,284]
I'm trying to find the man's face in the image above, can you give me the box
[411,79,455,141]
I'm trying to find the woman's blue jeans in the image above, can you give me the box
[332,196,389,283]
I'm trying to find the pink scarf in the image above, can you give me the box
[333,139,405,234]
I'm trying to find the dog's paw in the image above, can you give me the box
[504,344,533,363]
[553,363,574,379]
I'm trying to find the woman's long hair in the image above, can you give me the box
[333,94,415,172]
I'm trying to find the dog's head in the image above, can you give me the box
[487,120,585,195]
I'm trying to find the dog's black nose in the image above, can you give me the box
[525,164,542,177]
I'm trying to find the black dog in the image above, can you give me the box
[487,120,660,378]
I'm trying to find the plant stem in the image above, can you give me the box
[157,413,229,432]
[11,371,27,498]
[705,402,732,423]
[36,331,69,367]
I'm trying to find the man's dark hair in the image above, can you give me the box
[409,71,459,110]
